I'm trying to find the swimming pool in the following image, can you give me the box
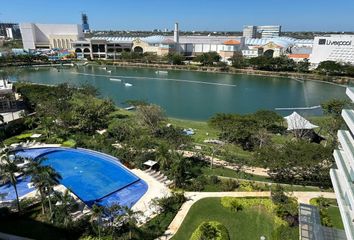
[9,147,148,207]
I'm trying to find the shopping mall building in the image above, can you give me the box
[310,35,354,65]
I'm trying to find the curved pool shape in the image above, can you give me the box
[13,148,148,208]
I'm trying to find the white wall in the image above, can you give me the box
[20,23,84,50]
[310,35,354,65]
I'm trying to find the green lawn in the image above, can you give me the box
[169,118,219,144]
[172,198,298,240]
[328,206,344,229]
[310,198,344,230]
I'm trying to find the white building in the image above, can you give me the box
[5,28,13,39]
[243,25,281,39]
[310,35,354,66]
[330,87,354,240]
[243,25,257,38]
[19,23,84,50]
[257,25,281,38]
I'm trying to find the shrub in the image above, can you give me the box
[209,175,220,184]
[221,179,239,191]
[190,221,229,240]
[62,139,77,148]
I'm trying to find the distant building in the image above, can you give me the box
[82,13,90,33]
[257,25,281,38]
[19,23,84,50]
[330,87,354,240]
[309,35,354,66]
[0,23,21,39]
[5,28,13,39]
[243,25,281,39]
[243,26,257,38]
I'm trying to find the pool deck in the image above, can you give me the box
[131,169,171,223]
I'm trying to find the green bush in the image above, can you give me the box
[190,221,229,240]
[221,179,239,191]
[62,139,77,148]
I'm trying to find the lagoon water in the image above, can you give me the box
[7,65,347,120]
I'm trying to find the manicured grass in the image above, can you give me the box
[172,198,298,240]
[327,206,344,229]
[169,118,219,144]
[310,198,344,230]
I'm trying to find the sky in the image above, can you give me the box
[1,0,354,32]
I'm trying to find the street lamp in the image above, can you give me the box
[260,236,266,240]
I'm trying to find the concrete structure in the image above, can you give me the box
[243,25,257,38]
[243,25,281,38]
[0,23,21,39]
[330,87,354,240]
[5,28,13,39]
[0,79,16,112]
[257,25,281,38]
[310,35,354,66]
[19,23,84,50]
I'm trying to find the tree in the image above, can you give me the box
[136,104,166,132]
[25,158,62,220]
[156,142,172,171]
[166,53,185,65]
[255,140,333,187]
[52,189,76,227]
[195,52,221,66]
[70,93,115,133]
[0,114,4,125]
[229,52,248,69]
[296,59,310,73]
[0,148,21,212]
[199,222,218,240]
[171,152,189,188]
[91,204,104,240]
[122,206,142,240]
[321,98,350,141]
[321,99,350,118]
[253,110,283,129]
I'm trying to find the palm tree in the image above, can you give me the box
[156,143,171,171]
[0,148,21,212]
[91,204,104,240]
[25,158,62,220]
[53,190,75,227]
[123,206,142,240]
[106,203,122,239]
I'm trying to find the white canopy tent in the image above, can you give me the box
[143,160,157,168]
[284,112,319,131]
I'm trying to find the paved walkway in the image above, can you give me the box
[131,169,171,223]
[159,191,336,240]
[180,150,269,177]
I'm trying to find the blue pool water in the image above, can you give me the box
[0,176,34,202]
[4,148,148,208]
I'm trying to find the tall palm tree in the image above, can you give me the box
[122,206,142,240]
[156,143,171,171]
[0,148,21,212]
[25,158,62,220]
[91,204,104,240]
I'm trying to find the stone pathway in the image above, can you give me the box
[158,191,336,240]
[180,150,270,177]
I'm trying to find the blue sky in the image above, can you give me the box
[2,0,354,31]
